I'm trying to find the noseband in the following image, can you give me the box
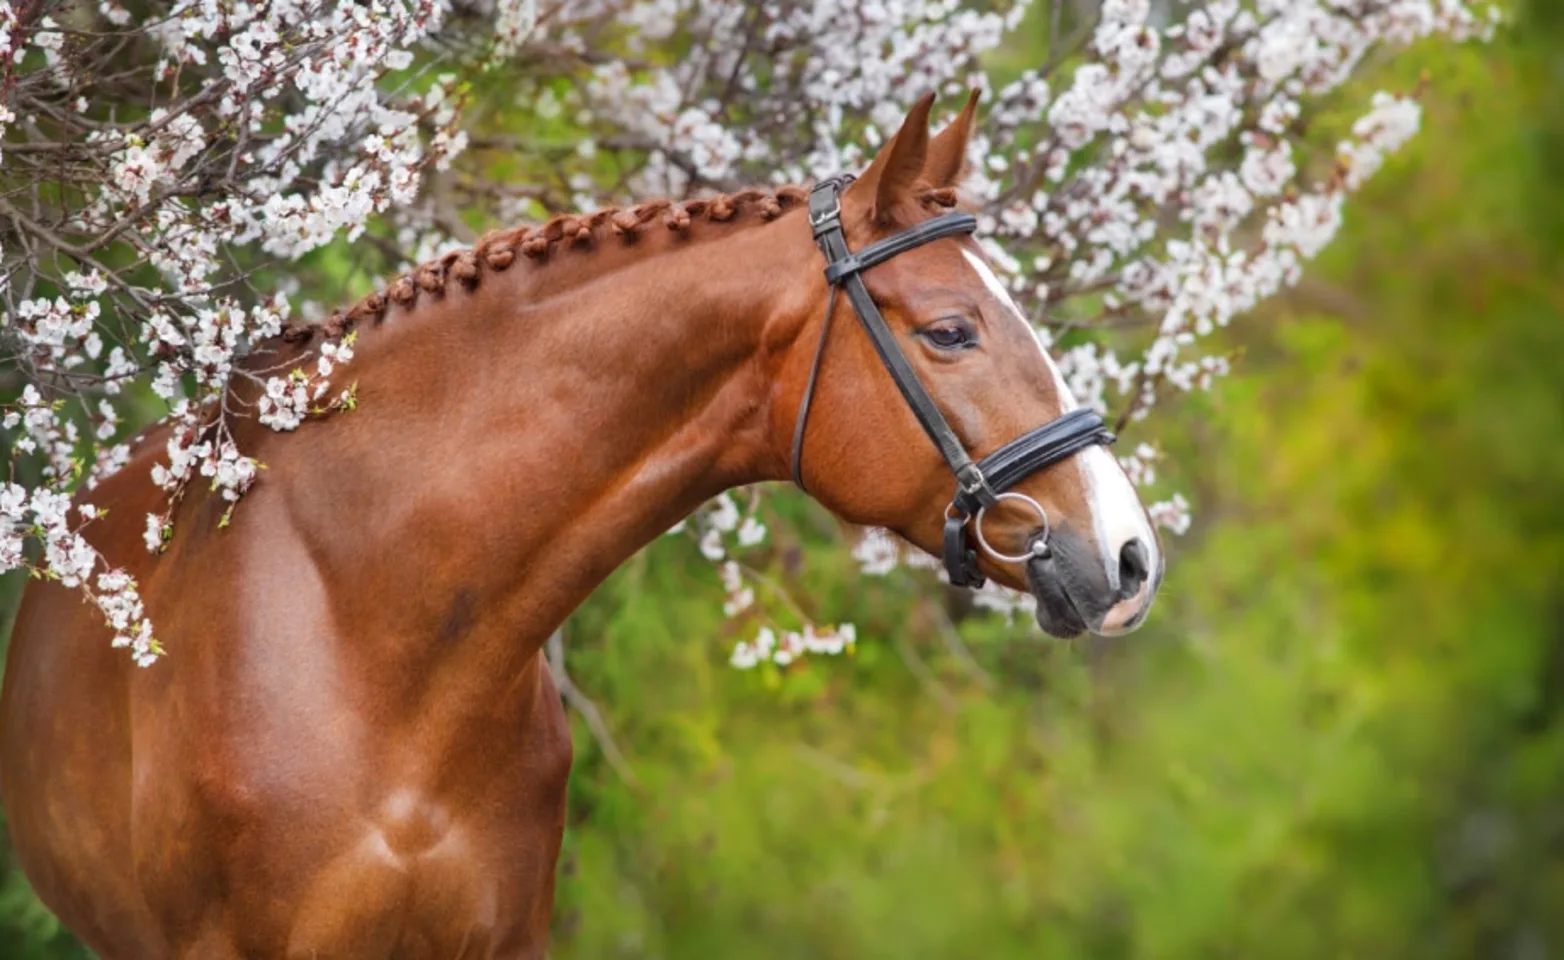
[790,177,1115,588]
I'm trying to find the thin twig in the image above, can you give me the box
[792,744,876,791]
[543,628,640,788]
[933,607,995,689]
[1047,0,1064,64]
[894,633,957,711]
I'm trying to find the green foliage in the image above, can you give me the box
[2,5,1561,956]
[545,10,1564,958]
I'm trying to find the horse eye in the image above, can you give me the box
[922,324,973,350]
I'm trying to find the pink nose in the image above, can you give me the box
[1097,538,1154,634]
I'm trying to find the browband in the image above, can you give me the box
[822,212,979,285]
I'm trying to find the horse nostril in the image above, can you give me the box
[1118,538,1150,600]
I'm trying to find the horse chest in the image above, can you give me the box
[276,755,567,958]
[126,660,573,958]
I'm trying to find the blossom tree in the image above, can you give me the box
[0,0,1498,667]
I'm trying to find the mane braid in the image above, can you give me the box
[280,184,959,344]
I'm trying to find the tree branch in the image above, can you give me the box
[543,628,640,789]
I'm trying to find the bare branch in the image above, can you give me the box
[544,629,640,789]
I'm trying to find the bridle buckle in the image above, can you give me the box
[955,463,995,508]
[809,195,842,235]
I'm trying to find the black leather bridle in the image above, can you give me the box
[790,176,1115,588]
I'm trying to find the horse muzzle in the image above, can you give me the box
[1024,525,1162,638]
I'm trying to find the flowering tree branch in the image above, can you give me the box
[545,628,641,788]
[0,0,1499,668]
[0,0,537,663]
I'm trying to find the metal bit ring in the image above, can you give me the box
[973,491,1052,564]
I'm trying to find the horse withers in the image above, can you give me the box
[0,92,1161,958]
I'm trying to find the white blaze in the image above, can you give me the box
[959,249,1158,622]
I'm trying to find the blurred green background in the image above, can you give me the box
[4,2,1562,956]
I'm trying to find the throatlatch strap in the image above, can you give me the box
[789,287,840,493]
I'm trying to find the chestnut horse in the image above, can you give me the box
[0,93,1161,958]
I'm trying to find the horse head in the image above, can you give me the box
[781,92,1163,637]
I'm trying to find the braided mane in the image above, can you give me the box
[279,184,964,345]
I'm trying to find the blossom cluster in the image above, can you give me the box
[729,623,857,670]
[0,0,1497,667]
[1,0,537,661]
[0,481,157,664]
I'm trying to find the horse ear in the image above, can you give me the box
[924,88,981,188]
[850,92,936,223]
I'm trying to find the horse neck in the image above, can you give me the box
[269,208,819,664]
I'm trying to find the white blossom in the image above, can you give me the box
[853,528,903,577]
[729,622,856,670]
